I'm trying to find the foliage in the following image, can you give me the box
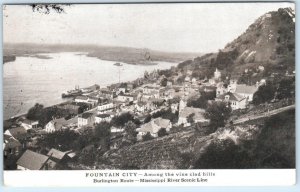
[213,49,239,70]
[26,103,70,127]
[253,83,276,105]
[187,113,195,124]
[26,103,44,121]
[36,129,80,151]
[94,122,111,150]
[187,91,216,109]
[142,132,154,141]
[176,75,186,84]
[158,69,173,78]
[194,109,295,169]
[177,60,193,69]
[157,128,168,137]
[144,115,152,123]
[255,109,295,168]
[205,101,232,133]
[276,77,295,100]
[160,78,168,87]
[151,108,178,123]
[123,121,137,144]
[77,145,98,166]
[111,112,134,127]
[194,139,252,169]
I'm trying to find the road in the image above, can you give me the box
[233,104,295,125]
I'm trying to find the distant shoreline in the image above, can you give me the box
[3,52,165,66]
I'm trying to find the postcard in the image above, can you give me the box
[2,2,295,186]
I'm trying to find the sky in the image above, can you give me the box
[3,2,294,53]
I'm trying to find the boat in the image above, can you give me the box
[62,85,82,98]
[114,62,123,66]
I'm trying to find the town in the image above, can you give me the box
[3,63,295,170]
[3,6,295,170]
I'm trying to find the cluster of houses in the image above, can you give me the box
[4,67,266,170]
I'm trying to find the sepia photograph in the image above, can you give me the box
[2,1,295,177]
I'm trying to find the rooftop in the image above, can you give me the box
[17,150,56,170]
[235,84,258,94]
[6,127,27,140]
[216,92,246,102]
[47,148,67,160]
[153,117,171,128]
[79,112,94,119]
[137,121,161,134]
[179,107,206,120]
[75,95,89,100]
[97,114,111,118]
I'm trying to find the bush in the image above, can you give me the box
[142,132,154,141]
[157,128,168,137]
[253,83,276,105]
[205,101,231,133]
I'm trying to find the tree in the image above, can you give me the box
[161,108,178,123]
[253,83,275,105]
[157,128,168,137]
[187,113,195,124]
[94,122,112,151]
[276,78,295,100]
[36,129,80,152]
[187,91,216,109]
[26,103,44,120]
[160,78,168,87]
[124,121,137,144]
[194,139,251,169]
[142,132,154,141]
[144,115,152,123]
[205,101,232,133]
[111,112,134,127]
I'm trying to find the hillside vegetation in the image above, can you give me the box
[178,8,295,81]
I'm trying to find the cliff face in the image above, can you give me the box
[183,7,295,74]
[224,7,295,65]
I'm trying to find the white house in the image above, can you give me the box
[75,95,89,103]
[136,117,171,140]
[21,119,39,130]
[97,102,114,114]
[227,79,238,92]
[142,85,159,94]
[215,92,247,110]
[78,112,95,127]
[95,113,113,124]
[214,68,221,79]
[153,117,172,131]
[234,84,258,102]
[171,103,179,113]
[179,98,187,112]
[178,107,209,127]
[184,76,191,82]
[111,126,124,133]
[216,83,227,97]
[135,101,149,113]
[44,118,68,133]
[75,96,97,106]
[117,94,135,102]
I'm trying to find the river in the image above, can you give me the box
[3,52,177,120]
